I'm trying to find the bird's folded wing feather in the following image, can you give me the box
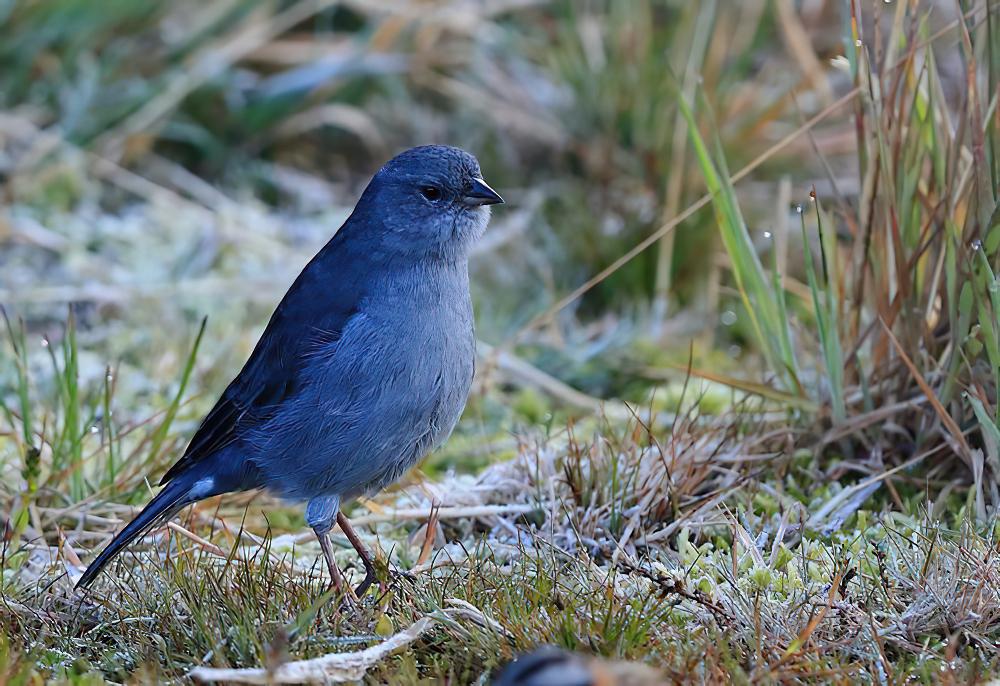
[159,239,361,485]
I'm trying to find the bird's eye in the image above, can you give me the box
[420,186,442,201]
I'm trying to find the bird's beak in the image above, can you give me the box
[463,178,504,206]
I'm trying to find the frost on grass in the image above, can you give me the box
[5,402,1000,681]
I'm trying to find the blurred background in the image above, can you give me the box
[2,0,999,681]
[0,0,886,403]
[3,0,992,465]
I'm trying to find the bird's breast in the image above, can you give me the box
[338,269,475,410]
[249,270,476,500]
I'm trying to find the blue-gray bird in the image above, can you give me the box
[76,145,503,595]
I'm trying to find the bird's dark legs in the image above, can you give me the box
[336,511,384,598]
[307,495,383,600]
[306,495,360,603]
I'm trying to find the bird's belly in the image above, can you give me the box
[250,323,473,501]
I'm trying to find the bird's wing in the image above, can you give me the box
[159,237,361,485]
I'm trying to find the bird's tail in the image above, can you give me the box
[76,469,212,589]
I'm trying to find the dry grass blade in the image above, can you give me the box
[774,0,833,105]
[767,566,846,672]
[879,318,971,460]
[659,364,818,411]
[415,501,440,566]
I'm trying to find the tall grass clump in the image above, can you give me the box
[679,2,999,497]
[0,310,208,525]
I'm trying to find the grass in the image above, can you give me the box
[2,0,1000,682]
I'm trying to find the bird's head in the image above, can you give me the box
[353,145,503,261]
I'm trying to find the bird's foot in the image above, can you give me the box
[353,568,380,599]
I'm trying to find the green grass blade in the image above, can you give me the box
[677,92,801,393]
[147,317,208,466]
[801,202,845,423]
[60,308,85,501]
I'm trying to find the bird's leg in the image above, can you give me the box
[336,511,386,598]
[306,495,357,604]
[313,526,345,592]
